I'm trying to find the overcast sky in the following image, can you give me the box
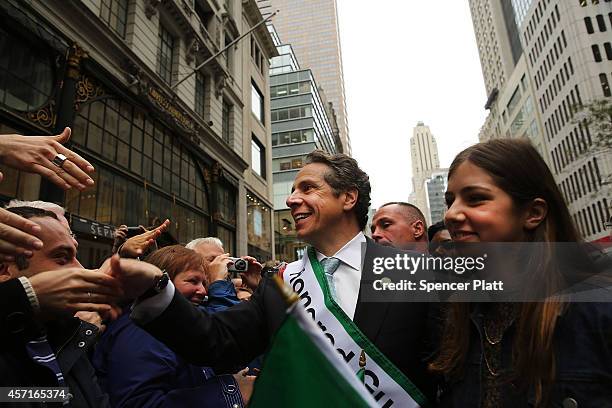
[336,0,488,209]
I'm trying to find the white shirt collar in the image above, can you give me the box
[316,232,365,271]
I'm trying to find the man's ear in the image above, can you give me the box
[342,189,358,211]
[0,263,13,282]
[523,198,548,231]
[412,220,425,240]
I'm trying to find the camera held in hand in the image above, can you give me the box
[125,226,146,238]
[227,257,248,275]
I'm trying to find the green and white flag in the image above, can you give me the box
[278,248,428,407]
[250,301,379,407]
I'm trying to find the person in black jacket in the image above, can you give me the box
[0,206,121,407]
[119,150,437,404]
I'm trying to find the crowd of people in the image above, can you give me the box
[0,127,610,407]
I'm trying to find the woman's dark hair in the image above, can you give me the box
[145,245,204,281]
[427,221,447,242]
[305,150,371,230]
[429,139,581,406]
[447,138,579,243]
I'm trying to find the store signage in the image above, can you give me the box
[148,87,195,132]
[71,217,115,239]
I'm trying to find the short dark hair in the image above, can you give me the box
[6,206,58,220]
[427,221,447,242]
[305,150,371,230]
[380,202,427,227]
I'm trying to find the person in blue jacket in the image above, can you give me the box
[185,237,262,313]
[93,245,254,407]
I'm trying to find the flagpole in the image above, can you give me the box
[272,275,299,305]
[171,10,279,90]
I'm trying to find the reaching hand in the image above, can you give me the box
[0,207,44,262]
[206,253,232,284]
[112,225,129,254]
[28,268,123,320]
[0,128,95,190]
[103,255,164,300]
[239,256,262,291]
[114,225,128,241]
[119,220,170,258]
[74,310,107,334]
[233,368,257,405]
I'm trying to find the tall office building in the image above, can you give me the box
[469,0,612,241]
[269,26,341,261]
[257,0,350,155]
[410,122,441,225]
[425,170,449,225]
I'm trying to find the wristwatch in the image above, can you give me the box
[139,270,170,301]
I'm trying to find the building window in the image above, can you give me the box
[217,182,237,227]
[217,224,235,256]
[251,136,265,178]
[246,192,272,261]
[592,44,602,62]
[100,0,128,38]
[604,42,612,60]
[585,17,595,33]
[506,86,521,115]
[251,36,263,73]
[251,81,264,123]
[270,105,312,122]
[270,81,311,98]
[222,100,231,143]
[70,98,210,241]
[224,32,234,74]
[195,71,206,117]
[599,73,611,97]
[271,129,314,146]
[596,14,607,31]
[275,156,306,171]
[158,24,174,85]
[0,28,54,112]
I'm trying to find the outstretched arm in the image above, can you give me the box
[111,255,282,373]
[0,127,95,190]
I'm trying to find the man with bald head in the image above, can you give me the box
[371,202,428,250]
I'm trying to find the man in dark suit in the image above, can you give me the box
[126,150,435,404]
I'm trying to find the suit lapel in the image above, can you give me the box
[354,238,391,343]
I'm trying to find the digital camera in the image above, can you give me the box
[227,257,248,273]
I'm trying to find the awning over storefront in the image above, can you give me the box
[1,0,69,53]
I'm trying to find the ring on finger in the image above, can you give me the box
[52,153,68,168]
[87,292,92,298]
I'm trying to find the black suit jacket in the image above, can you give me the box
[138,238,436,401]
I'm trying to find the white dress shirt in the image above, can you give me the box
[316,232,366,320]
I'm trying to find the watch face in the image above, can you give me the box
[156,271,170,292]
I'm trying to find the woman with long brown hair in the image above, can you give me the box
[430,139,612,407]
